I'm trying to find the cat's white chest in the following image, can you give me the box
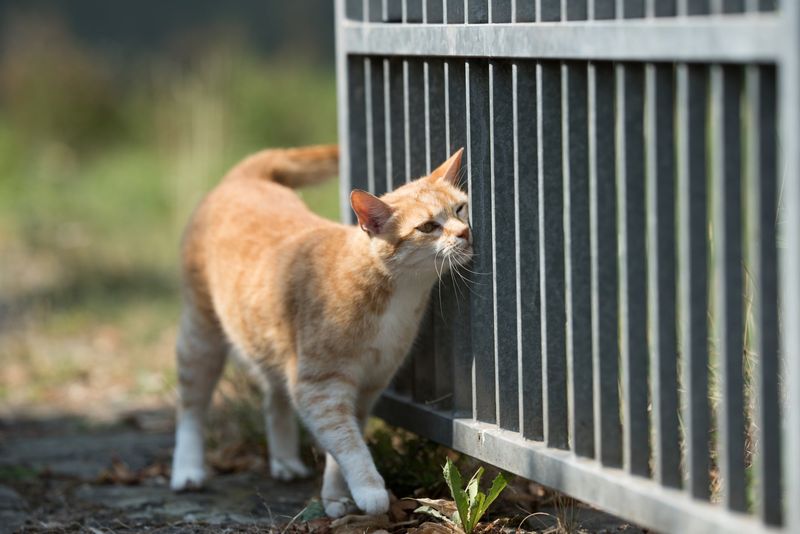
[365,279,431,379]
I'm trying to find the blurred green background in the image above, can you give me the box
[0,1,340,417]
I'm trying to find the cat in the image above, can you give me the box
[170,144,471,517]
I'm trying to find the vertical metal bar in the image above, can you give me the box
[747,65,782,526]
[563,61,593,457]
[425,62,433,173]
[369,59,389,196]
[487,0,517,433]
[348,59,370,196]
[407,57,436,403]
[336,0,354,224]
[428,57,453,411]
[779,4,800,530]
[490,59,519,431]
[388,63,414,397]
[383,60,393,193]
[365,59,375,193]
[616,61,650,477]
[446,57,472,418]
[618,0,648,474]
[646,63,681,488]
[538,60,568,449]
[427,62,448,170]
[468,57,496,423]
[677,62,711,501]
[515,61,544,440]
[711,64,746,512]
[405,60,427,180]
[389,59,407,189]
[366,4,386,197]
[589,61,622,467]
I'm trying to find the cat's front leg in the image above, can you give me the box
[291,371,389,516]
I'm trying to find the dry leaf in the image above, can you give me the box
[330,513,390,533]
[97,458,170,485]
[390,498,420,522]
[412,498,458,518]
[408,521,459,534]
[207,442,265,474]
[305,517,332,533]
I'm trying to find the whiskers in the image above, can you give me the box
[430,245,483,318]
[433,248,446,319]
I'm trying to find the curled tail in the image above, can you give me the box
[229,144,339,188]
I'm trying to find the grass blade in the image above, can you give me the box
[479,472,508,517]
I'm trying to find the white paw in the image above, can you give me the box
[351,486,390,515]
[270,458,312,481]
[170,464,206,491]
[323,497,359,518]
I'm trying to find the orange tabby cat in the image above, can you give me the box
[170,144,471,517]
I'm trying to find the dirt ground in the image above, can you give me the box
[0,406,646,534]
[0,409,313,533]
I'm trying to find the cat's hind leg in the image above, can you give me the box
[260,371,312,481]
[171,307,227,491]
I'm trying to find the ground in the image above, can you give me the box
[0,406,646,534]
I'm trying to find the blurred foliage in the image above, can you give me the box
[0,15,338,412]
[368,423,456,498]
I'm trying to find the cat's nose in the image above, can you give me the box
[457,227,470,242]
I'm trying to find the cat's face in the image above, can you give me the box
[351,149,472,276]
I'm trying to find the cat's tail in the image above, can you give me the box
[230,144,339,188]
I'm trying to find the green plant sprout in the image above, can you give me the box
[416,458,508,534]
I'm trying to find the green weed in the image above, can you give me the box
[416,458,508,534]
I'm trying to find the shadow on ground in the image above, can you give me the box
[0,408,316,533]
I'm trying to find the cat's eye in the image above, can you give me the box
[455,203,467,217]
[417,221,440,233]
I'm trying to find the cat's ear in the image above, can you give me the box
[428,147,464,187]
[350,189,394,235]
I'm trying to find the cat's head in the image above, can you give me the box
[350,149,472,276]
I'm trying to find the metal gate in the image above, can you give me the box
[334,1,799,532]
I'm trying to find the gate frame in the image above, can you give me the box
[334,2,798,532]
